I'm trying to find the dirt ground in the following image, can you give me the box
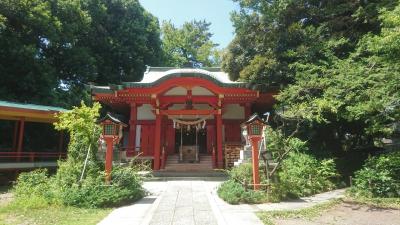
[0,192,13,206]
[274,202,400,225]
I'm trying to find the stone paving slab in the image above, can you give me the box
[147,180,218,225]
[98,181,166,225]
[99,179,345,225]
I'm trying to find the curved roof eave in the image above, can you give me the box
[121,72,249,89]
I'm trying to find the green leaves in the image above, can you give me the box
[353,151,400,197]
[161,20,220,67]
[54,102,101,161]
[0,0,163,107]
[279,152,338,198]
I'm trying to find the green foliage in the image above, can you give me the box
[13,104,144,208]
[229,162,254,184]
[274,2,400,148]
[351,151,400,197]
[54,102,101,162]
[217,180,267,204]
[13,169,55,205]
[223,0,400,164]
[58,166,144,208]
[0,0,162,107]
[279,152,338,198]
[265,127,308,162]
[161,20,220,67]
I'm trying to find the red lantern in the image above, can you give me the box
[99,113,127,183]
[241,113,268,190]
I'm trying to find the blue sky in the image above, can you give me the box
[138,0,239,48]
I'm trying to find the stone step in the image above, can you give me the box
[151,171,228,178]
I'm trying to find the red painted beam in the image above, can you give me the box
[128,104,137,155]
[104,137,114,183]
[159,96,218,105]
[216,113,223,169]
[160,109,218,116]
[12,121,18,151]
[153,114,162,170]
[17,118,25,161]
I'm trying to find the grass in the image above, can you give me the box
[0,197,112,225]
[257,198,342,225]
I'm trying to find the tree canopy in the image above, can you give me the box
[222,0,400,154]
[0,0,162,107]
[161,20,221,67]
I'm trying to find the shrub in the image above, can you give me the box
[352,151,400,197]
[13,169,56,204]
[59,166,144,208]
[217,180,267,204]
[12,103,145,208]
[279,152,338,198]
[229,163,254,184]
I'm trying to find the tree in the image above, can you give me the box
[161,20,220,67]
[0,0,163,107]
[83,0,162,84]
[222,0,395,82]
[0,0,89,106]
[223,0,399,155]
[277,2,400,144]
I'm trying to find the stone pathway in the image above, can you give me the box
[147,181,218,225]
[98,179,345,225]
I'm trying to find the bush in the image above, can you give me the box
[13,169,56,205]
[12,103,145,208]
[229,163,254,184]
[352,151,400,197]
[279,152,338,198]
[217,180,267,204]
[59,167,144,208]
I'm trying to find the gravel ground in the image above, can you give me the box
[274,202,400,225]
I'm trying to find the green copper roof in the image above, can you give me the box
[0,100,67,112]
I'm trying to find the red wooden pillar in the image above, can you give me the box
[153,114,162,170]
[17,118,25,161]
[249,137,261,190]
[128,103,137,156]
[216,112,223,169]
[12,121,19,151]
[244,103,251,119]
[104,137,114,183]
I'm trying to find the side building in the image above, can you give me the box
[0,101,67,182]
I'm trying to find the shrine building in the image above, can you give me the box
[90,67,276,171]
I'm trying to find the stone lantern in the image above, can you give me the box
[241,113,268,190]
[99,113,127,182]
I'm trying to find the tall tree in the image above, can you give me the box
[161,20,220,67]
[0,0,162,107]
[84,0,162,84]
[222,0,399,155]
[222,0,395,83]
